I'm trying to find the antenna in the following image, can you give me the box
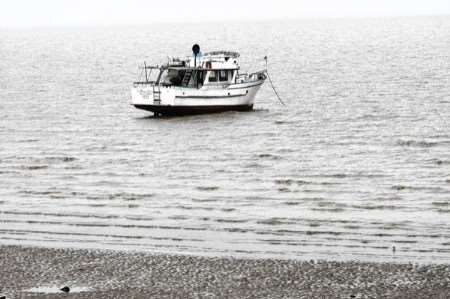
[144,61,148,83]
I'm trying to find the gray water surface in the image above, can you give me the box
[1,16,449,263]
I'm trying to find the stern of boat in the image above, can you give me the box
[131,84,175,107]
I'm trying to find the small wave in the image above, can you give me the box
[0,170,20,174]
[316,201,347,208]
[124,215,153,221]
[295,180,312,185]
[432,201,449,207]
[86,145,108,152]
[432,159,450,166]
[305,230,343,236]
[353,113,381,121]
[13,156,76,165]
[18,190,60,196]
[318,181,340,185]
[243,162,264,168]
[275,179,295,185]
[257,218,296,225]
[20,165,48,170]
[168,215,188,220]
[108,192,154,201]
[396,139,438,148]
[224,227,249,233]
[174,205,214,211]
[310,207,345,212]
[87,203,107,207]
[393,239,418,244]
[252,108,270,113]
[45,156,77,163]
[95,180,121,186]
[321,173,348,178]
[85,192,153,201]
[196,186,219,191]
[392,185,411,191]
[343,225,360,230]
[275,179,314,186]
[257,153,281,160]
[378,223,403,230]
[300,197,327,202]
[191,198,217,202]
[372,195,402,201]
[274,120,295,125]
[16,139,39,143]
[351,204,400,210]
[2,210,119,219]
[391,185,444,192]
[310,173,386,179]
[214,218,248,223]
[64,165,83,170]
[308,222,321,228]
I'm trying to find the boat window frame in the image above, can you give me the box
[219,70,228,82]
[208,70,218,82]
[156,68,166,84]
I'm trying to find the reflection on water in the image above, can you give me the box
[1,16,450,263]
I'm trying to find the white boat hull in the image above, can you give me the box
[131,80,264,116]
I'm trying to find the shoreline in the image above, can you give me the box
[1,245,449,298]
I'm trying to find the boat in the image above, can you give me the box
[131,44,267,116]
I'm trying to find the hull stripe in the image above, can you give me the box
[175,94,244,99]
[134,104,253,116]
[228,81,264,90]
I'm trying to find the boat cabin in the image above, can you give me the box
[138,51,242,89]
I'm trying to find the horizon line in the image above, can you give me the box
[1,13,449,30]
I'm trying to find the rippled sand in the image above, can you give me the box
[1,246,449,298]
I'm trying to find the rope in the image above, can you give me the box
[264,56,286,106]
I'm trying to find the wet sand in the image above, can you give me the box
[0,246,449,298]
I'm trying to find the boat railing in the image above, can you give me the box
[203,51,240,58]
[235,70,266,83]
[139,64,160,70]
[249,70,267,81]
[133,81,156,87]
[133,81,187,89]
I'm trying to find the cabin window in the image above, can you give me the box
[209,71,218,82]
[219,70,228,82]
[169,70,184,86]
[196,70,206,87]
[229,70,235,81]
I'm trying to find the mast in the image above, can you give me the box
[144,61,148,83]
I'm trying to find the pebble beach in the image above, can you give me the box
[0,246,449,298]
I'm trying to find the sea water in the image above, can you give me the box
[0,16,449,263]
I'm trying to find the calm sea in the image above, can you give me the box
[1,16,449,263]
